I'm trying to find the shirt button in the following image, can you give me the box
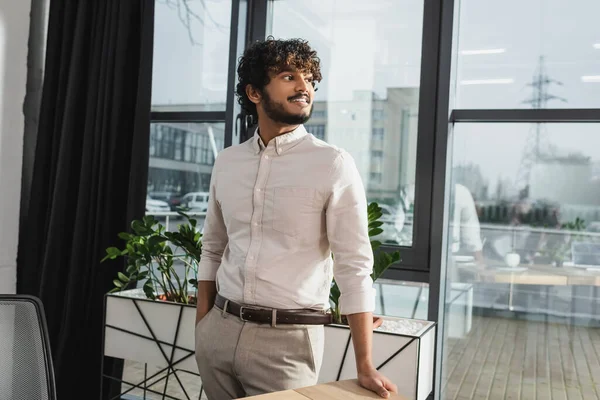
[253,222,259,226]
[256,188,261,192]
[264,155,269,159]
[248,255,254,260]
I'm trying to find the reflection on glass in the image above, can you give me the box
[455,0,600,109]
[441,123,600,399]
[152,0,232,110]
[146,122,225,229]
[270,0,424,246]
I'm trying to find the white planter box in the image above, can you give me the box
[103,290,198,375]
[320,318,435,400]
[103,289,435,400]
[376,280,472,339]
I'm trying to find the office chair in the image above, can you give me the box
[0,295,57,400]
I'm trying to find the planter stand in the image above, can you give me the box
[101,290,201,400]
[321,318,435,400]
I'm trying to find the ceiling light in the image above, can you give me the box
[581,75,600,83]
[460,48,506,55]
[593,43,600,49]
[460,78,514,85]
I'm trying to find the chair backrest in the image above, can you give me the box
[0,295,57,400]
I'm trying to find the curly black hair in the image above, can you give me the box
[236,37,322,120]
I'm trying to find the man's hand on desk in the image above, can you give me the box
[358,367,398,398]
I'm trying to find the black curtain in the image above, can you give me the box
[17,1,154,398]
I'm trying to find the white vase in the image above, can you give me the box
[504,252,521,268]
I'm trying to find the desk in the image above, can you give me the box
[455,263,600,319]
[243,379,409,399]
[459,263,600,287]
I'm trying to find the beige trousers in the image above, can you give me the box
[194,305,324,399]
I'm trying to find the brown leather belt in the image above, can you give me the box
[214,294,332,325]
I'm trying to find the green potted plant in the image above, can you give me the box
[103,203,399,312]
[101,212,202,304]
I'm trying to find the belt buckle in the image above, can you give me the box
[239,305,259,322]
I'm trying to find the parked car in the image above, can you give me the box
[180,192,210,212]
[145,197,170,213]
[148,191,183,211]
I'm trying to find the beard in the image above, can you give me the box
[261,89,313,125]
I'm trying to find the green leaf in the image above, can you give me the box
[368,221,384,229]
[113,279,123,288]
[117,272,129,282]
[143,286,155,300]
[329,280,341,306]
[118,232,133,241]
[143,215,157,227]
[147,235,167,249]
[369,228,383,237]
[131,220,153,236]
[101,247,122,262]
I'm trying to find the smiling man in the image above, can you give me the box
[194,37,397,399]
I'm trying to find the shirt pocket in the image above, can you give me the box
[272,187,317,237]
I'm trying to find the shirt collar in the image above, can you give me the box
[250,125,308,155]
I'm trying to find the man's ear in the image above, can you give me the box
[246,85,262,105]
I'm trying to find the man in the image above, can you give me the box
[451,183,484,262]
[194,37,397,399]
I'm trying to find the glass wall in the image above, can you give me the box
[269,0,424,247]
[147,122,224,219]
[454,0,600,109]
[152,0,232,110]
[440,1,600,398]
[147,0,233,226]
[442,123,600,398]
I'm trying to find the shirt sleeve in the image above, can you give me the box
[325,151,376,315]
[197,157,228,281]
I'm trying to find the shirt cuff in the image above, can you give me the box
[196,260,219,281]
[339,287,376,315]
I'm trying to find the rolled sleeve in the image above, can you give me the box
[326,151,375,315]
[197,159,228,281]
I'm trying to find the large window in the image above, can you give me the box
[152,0,232,110]
[269,0,424,248]
[441,123,600,400]
[437,1,600,398]
[148,122,224,196]
[140,0,517,398]
[455,0,600,109]
[146,0,242,227]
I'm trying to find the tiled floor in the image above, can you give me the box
[443,316,600,400]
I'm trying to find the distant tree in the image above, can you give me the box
[158,0,229,45]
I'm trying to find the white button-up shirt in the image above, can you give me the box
[197,125,375,315]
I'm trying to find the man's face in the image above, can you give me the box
[258,66,315,125]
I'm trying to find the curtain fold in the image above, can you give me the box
[17,1,154,397]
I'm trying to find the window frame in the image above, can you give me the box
[148,0,457,282]
[426,1,600,398]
